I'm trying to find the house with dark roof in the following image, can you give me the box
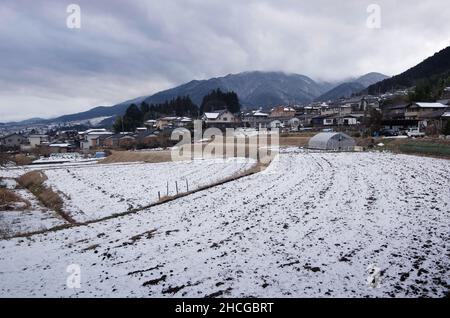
[0,133,27,149]
[405,102,448,120]
[103,133,136,148]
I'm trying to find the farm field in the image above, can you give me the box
[43,158,256,222]
[0,151,449,297]
[0,158,256,236]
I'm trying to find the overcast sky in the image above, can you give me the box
[1,0,450,121]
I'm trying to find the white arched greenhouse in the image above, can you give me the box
[308,132,356,151]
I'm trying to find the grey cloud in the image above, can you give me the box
[0,0,449,121]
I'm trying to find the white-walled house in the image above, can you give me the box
[202,110,239,127]
[28,135,49,148]
[79,129,113,150]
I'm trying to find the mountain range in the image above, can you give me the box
[367,46,450,95]
[315,73,389,102]
[4,71,388,127]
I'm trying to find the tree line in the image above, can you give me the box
[113,89,241,132]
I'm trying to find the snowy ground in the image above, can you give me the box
[0,158,256,235]
[0,179,66,238]
[0,152,449,298]
[44,158,256,222]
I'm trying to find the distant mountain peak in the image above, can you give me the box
[5,70,389,127]
[315,72,389,102]
[368,45,450,94]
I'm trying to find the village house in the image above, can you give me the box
[405,102,448,120]
[0,133,27,149]
[320,104,352,116]
[103,133,136,149]
[302,105,322,115]
[136,127,148,134]
[79,129,113,150]
[360,96,381,112]
[242,110,271,129]
[340,97,363,113]
[269,106,296,118]
[382,103,409,120]
[202,110,240,128]
[140,131,159,147]
[156,117,192,130]
[156,117,176,130]
[144,119,157,129]
[416,108,450,135]
[28,134,49,148]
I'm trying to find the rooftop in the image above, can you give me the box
[414,102,448,108]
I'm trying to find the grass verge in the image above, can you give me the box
[17,171,75,223]
[381,139,450,159]
[0,188,30,210]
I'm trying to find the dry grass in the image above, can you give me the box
[17,171,70,221]
[279,136,310,147]
[17,171,48,189]
[379,138,450,159]
[0,188,22,203]
[0,188,30,211]
[101,150,173,164]
[101,139,280,164]
[12,154,34,166]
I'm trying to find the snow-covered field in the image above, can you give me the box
[44,158,256,222]
[0,152,449,298]
[0,158,256,235]
[0,179,66,238]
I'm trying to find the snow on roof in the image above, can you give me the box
[49,143,71,147]
[204,112,221,120]
[442,112,450,118]
[253,111,269,117]
[414,102,447,108]
[87,131,113,135]
[82,129,108,134]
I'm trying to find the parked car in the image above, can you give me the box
[380,129,399,137]
[407,128,425,138]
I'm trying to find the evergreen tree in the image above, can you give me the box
[140,96,198,120]
[140,101,150,114]
[113,116,124,133]
[200,89,241,114]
